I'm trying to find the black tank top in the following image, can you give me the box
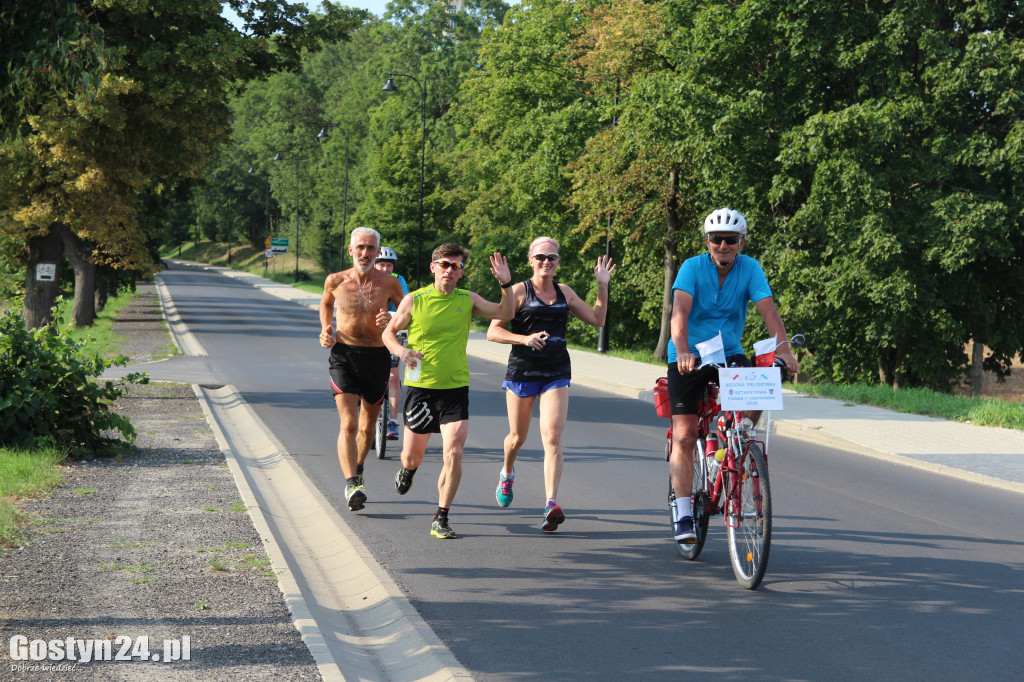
[505,280,571,382]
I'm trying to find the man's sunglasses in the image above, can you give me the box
[532,253,560,262]
[707,235,741,245]
[433,259,464,271]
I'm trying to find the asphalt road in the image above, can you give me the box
[160,261,1024,681]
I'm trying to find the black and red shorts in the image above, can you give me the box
[328,343,390,405]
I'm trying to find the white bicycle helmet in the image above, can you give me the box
[376,246,398,263]
[703,208,747,235]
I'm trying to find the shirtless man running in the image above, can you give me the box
[318,227,406,511]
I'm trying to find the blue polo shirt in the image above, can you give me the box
[667,253,773,362]
[388,274,409,312]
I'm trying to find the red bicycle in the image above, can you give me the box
[654,335,803,589]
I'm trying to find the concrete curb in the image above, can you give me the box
[195,384,472,682]
[155,274,207,357]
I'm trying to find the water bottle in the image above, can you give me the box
[704,434,718,457]
[704,435,720,483]
[707,448,726,484]
[405,356,422,383]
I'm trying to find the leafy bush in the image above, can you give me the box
[0,302,148,458]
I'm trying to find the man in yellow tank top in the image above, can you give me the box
[382,243,514,539]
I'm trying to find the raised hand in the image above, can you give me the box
[594,254,616,284]
[489,252,511,286]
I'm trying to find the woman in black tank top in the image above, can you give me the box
[487,236,615,532]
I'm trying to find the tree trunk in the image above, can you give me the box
[58,223,97,327]
[879,347,908,389]
[23,226,65,330]
[94,273,109,313]
[653,167,681,362]
[970,340,985,396]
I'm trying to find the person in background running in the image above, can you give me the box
[374,247,408,440]
[487,237,615,532]
[318,227,406,512]
[382,243,514,539]
[667,208,798,544]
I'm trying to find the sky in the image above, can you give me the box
[223,1,520,26]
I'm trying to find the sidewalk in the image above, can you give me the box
[182,258,1024,495]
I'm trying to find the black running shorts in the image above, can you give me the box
[666,354,751,416]
[328,343,390,405]
[403,386,470,434]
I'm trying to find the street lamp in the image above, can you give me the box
[317,126,351,269]
[597,82,619,354]
[382,72,426,287]
[249,165,271,272]
[273,151,303,283]
[248,166,271,240]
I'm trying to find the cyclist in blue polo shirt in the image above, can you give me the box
[375,247,409,440]
[666,208,799,544]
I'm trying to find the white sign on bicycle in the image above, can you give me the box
[719,366,784,410]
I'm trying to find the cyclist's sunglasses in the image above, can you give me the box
[707,234,741,245]
[433,259,464,271]
[532,253,560,262]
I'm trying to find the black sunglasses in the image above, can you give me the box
[707,235,741,245]
[532,253,560,262]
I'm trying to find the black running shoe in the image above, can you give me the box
[345,483,367,511]
[395,467,415,495]
[430,516,455,539]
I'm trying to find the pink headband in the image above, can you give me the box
[530,240,558,253]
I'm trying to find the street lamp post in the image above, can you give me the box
[382,72,426,287]
[317,125,351,269]
[249,166,271,272]
[273,152,303,283]
[597,83,619,354]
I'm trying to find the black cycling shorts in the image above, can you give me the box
[666,354,751,416]
[328,343,390,405]
[403,386,469,434]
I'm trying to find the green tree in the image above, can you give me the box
[766,1,1024,388]
[450,0,604,301]
[0,0,364,329]
[354,0,510,286]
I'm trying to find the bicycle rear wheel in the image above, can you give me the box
[726,441,771,589]
[374,392,389,459]
[670,440,709,560]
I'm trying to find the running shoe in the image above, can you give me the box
[541,503,565,532]
[674,516,697,544]
[430,516,455,539]
[495,469,515,507]
[354,473,365,488]
[394,467,415,495]
[345,483,367,511]
[387,419,399,440]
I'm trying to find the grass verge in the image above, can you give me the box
[1,289,145,546]
[61,289,140,361]
[0,447,65,546]
[787,382,1024,432]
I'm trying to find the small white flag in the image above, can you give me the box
[696,333,726,367]
[753,335,777,358]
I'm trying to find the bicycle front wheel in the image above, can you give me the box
[726,441,771,589]
[375,393,389,459]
